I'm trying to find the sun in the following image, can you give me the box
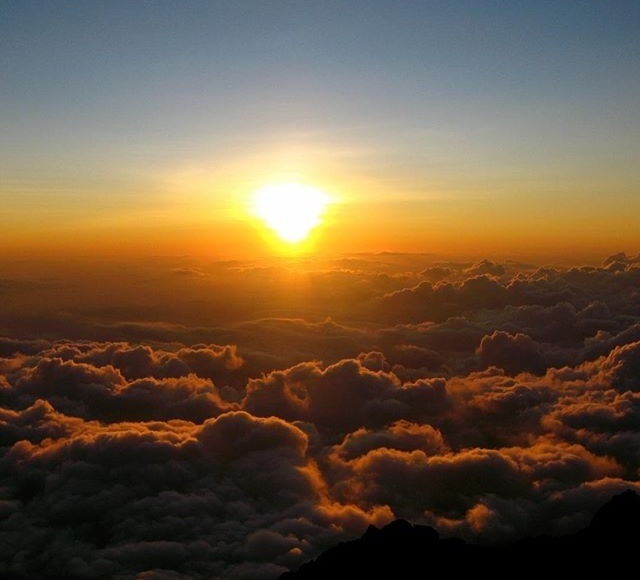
[251,183,330,243]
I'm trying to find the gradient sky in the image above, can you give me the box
[3,6,640,577]
[2,1,639,259]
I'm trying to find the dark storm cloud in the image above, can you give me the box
[2,254,640,577]
[223,318,372,373]
[378,275,510,323]
[351,446,530,512]
[243,357,451,438]
[0,399,85,446]
[3,254,639,378]
[0,408,391,579]
[2,354,235,423]
[380,318,486,354]
[330,420,448,461]
[0,336,50,356]
[379,262,640,329]
[463,259,506,278]
[2,333,640,577]
[479,302,581,342]
[419,266,453,282]
[43,341,246,386]
[595,340,640,391]
[477,331,545,375]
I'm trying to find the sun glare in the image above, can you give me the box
[252,183,330,243]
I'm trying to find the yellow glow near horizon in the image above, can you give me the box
[252,183,330,243]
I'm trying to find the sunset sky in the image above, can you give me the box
[2,4,640,580]
[2,1,639,259]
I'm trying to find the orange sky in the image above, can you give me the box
[2,2,639,263]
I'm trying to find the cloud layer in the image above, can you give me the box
[1,253,639,578]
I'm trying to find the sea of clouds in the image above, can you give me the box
[1,252,639,579]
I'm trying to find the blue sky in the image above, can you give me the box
[2,1,639,256]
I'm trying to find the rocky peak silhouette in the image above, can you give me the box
[587,489,640,540]
[280,490,640,579]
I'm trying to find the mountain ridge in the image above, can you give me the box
[280,489,640,578]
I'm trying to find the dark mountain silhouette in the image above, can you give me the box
[280,490,640,579]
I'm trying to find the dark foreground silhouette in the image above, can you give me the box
[281,490,640,578]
